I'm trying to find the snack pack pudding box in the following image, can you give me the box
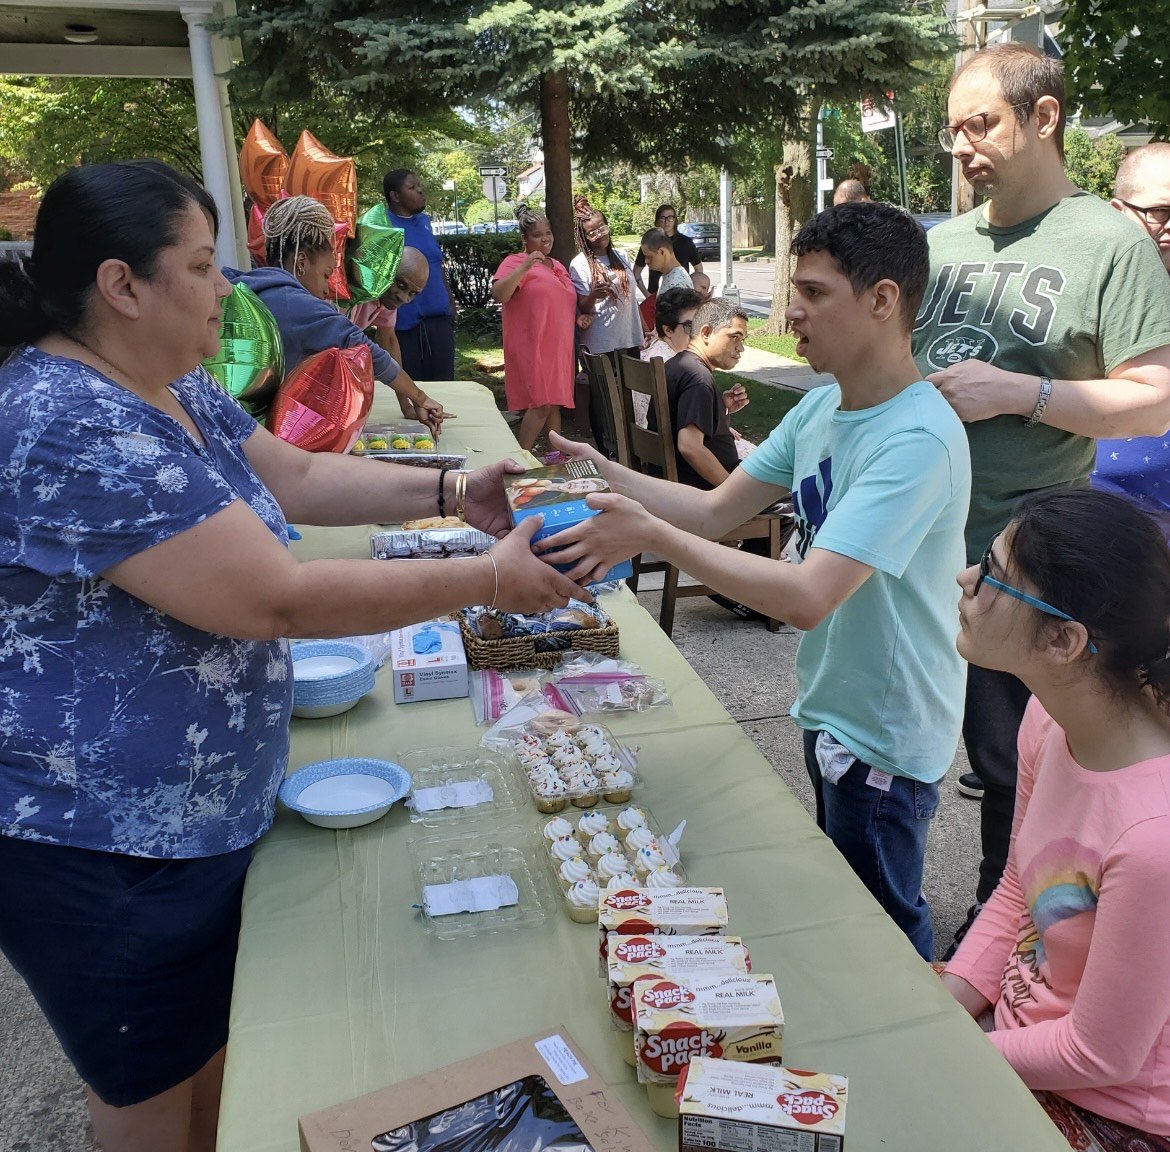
[632,971,784,1119]
[504,461,633,584]
[598,887,730,976]
[678,1056,848,1152]
[606,934,752,1066]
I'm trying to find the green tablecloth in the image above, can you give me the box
[218,383,1066,1152]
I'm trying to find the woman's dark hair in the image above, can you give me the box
[655,286,701,336]
[0,160,218,347]
[1009,488,1170,709]
[514,201,546,238]
[382,169,414,205]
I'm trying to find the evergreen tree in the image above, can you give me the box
[223,1,949,276]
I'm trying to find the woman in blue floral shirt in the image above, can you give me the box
[0,160,581,1152]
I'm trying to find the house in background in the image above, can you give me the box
[517,161,544,199]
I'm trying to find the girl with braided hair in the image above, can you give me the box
[227,195,445,434]
[569,199,647,365]
[491,202,584,451]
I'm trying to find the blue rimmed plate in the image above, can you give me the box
[291,641,376,718]
[279,758,412,829]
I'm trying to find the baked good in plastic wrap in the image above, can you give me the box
[463,601,608,654]
[487,715,639,813]
[552,651,671,714]
[370,528,495,560]
[540,802,684,923]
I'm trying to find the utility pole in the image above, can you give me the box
[951,0,981,216]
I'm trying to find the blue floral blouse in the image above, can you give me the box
[0,347,292,857]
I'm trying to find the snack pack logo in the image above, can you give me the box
[641,980,695,1011]
[640,1021,723,1075]
[615,937,667,963]
[605,889,652,911]
[777,1091,839,1126]
[925,325,998,371]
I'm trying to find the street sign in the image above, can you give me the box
[860,95,897,133]
[477,165,506,177]
[815,147,834,160]
[482,176,507,201]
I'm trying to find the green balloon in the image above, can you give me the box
[347,204,405,304]
[203,283,284,415]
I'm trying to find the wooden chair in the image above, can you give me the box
[608,353,789,636]
[579,351,620,461]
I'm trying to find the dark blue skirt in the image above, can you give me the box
[0,835,252,1106]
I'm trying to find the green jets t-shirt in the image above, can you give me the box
[912,193,1170,562]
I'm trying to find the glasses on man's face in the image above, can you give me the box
[1117,199,1170,229]
[975,535,1098,655]
[937,102,1033,151]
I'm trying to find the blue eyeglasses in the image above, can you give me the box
[976,536,1098,655]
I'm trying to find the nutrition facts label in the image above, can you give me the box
[681,1114,843,1152]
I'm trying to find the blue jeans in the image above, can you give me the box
[802,729,939,960]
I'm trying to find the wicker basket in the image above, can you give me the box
[458,613,620,671]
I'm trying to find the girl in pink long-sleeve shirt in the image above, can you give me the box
[944,488,1170,1151]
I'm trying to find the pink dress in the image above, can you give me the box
[493,253,577,411]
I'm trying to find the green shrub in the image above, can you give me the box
[602,195,634,236]
[439,233,522,309]
[458,305,503,341]
[0,228,12,242]
[630,201,657,235]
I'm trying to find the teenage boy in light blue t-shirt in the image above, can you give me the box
[541,202,972,959]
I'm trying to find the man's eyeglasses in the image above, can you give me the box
[1117,199,1170,229]
[938,102,1033,151]
[976,536,1098,654]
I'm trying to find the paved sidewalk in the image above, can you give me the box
[731,344,837,393]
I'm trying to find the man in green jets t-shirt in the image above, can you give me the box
[912,43,1170,953]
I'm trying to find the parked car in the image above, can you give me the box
[677,221,721,263]
[913,212,950,231]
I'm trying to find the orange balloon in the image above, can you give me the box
[283,130,357,237]
[266,346,374,453]
[239,120,289,212]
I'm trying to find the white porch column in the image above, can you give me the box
[217,75,249,266]
[182,5,240,266]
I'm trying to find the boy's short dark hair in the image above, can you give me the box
[641,227,670,251]
[791,203,928,331]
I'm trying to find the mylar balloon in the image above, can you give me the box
[327,220,351,302]
[347,204,405,304]
[203,283,284,415]
[283,130,357,237]
[266,345,374,453]
[246,202,268,267]
[239,120,289,213]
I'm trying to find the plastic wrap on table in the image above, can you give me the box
[547,650,671,714]
[462,601,609,653]
[469,669,570,726]
[267,344,374,453]
[370,529,495,560]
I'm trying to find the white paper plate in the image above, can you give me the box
[294,654,361,680]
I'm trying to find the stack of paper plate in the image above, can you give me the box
[291,641,376,718]
[279,758,412,829]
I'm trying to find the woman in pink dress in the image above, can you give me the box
[492,204,586,452]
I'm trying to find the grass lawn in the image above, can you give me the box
[454,331,506,405]
[713,371,805,443]
[745,317,803,362]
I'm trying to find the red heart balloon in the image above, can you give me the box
[266,345,374,453]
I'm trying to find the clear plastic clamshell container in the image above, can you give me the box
[537,803,686,925]
[494,717,640,813]
[410,824,557,939]
[400,746,526,825]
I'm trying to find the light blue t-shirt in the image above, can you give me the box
[742,380,971,781]
[0,349,293,857]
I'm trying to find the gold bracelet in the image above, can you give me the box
[483,550,499,610]
[455,470,468,520]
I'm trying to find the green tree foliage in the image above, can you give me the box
[1062,0,1170,138]
[1063,127,1127,200]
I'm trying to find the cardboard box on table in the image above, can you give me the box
[298,1028,658,1152]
